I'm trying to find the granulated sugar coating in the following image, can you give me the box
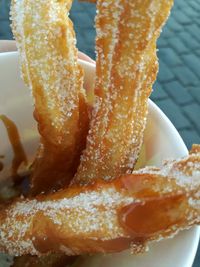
[11,0,83,142]
[5,0,200,260]
[11,0,89,194]
[0,146,200,256]
[72,0,174,185]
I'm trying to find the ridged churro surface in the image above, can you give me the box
[73,0,174,185]
[11,0,89,194]
[0,146,199,256]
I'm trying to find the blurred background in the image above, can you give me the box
[0,0,200,266]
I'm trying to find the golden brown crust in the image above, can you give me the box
[190,144,200,154]
[11,0,89,194]
[0,147,200,256]
[7,0,200,262]
[72,0,174,185]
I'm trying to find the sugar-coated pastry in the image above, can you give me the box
[11,0,89,194]
[72,0,174,185]
[0,146,200,256]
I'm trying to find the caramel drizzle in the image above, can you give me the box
[0,115,28,182]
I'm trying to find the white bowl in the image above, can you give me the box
[0,52,199,267]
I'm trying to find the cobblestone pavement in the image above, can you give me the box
[0,0,200,266]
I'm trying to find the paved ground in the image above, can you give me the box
[0,0,200,266]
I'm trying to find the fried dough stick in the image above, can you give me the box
[0,145,200,256]
[11,0,89,195]
[72,0,174,185]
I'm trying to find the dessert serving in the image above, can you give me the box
[11,0,89,195]
[0,146,200,256]
[0,0,200,266]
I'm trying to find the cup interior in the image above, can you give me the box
[0,52,199,267]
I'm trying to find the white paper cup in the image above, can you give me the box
[0,52,199,267]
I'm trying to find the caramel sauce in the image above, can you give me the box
[119,194,186,238]
[0,115,28,183]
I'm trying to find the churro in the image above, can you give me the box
[3,0,200,263]
[73,0,174,185]
[0,146,200,256]
[11,0,89,194]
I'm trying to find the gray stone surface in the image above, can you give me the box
[164,80,193,105]
[156,98,191,130]
[151,81,168,100]
[158,47,182,67]
[182,54,200,78]
[180,129,200,149]
[174,65,199,86]
[0,0,200,266]
[190,87,200,104]
[183,103,200,132]
[167,36,188,54]
[157,59,175,82]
